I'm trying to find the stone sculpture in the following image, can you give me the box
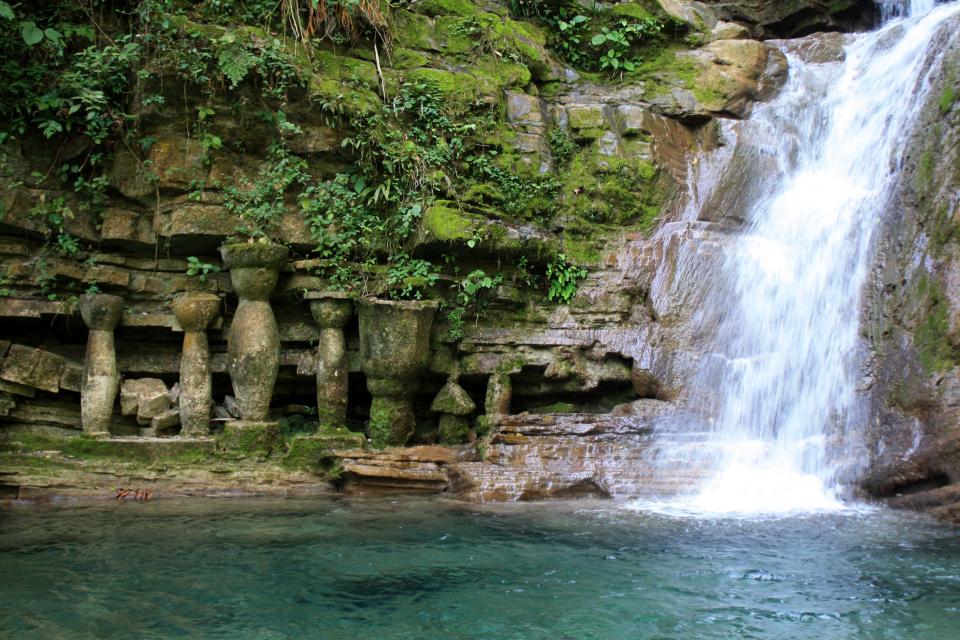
[357,299,437,448]
[79,293,124,436]
[171,292,221,435]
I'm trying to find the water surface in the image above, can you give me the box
[1,497,958,639]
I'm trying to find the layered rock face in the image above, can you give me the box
[3,0,957,520]
[859,16,960,522]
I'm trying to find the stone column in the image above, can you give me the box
[306,291,353,429]
[358,299,437,448]
[171,292,221,436]
[220,242,288,423]
[79,294,124,436]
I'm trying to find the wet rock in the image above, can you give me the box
[697,0,876,37]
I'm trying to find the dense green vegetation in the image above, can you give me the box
[0,0,687,333]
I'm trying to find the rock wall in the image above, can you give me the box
[859,14,960,522]
[5,0,944,509]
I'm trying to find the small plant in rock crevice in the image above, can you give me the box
[186,256,221,282]
[546,253,587,304]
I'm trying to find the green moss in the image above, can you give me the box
[567,106,606,130]
[929,203,956,256]
[636,47,700,99]
[563,236,602,267]
[940,85,957,115]
[914,277,960,373]
[394,10,441,51]
[531,401,576,413]
[414,0,481,17]
[368,402,405,449]
[281,431,361,473]
[610,2,657,21]
[389,47,430,69]
[218,421,281,458]
[914,148,936,200]
[0,432,217,466]
[558,140,670,232]
[438,415,470,444]
[422,202,482,241]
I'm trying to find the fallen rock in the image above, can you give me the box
[119,378,170,425]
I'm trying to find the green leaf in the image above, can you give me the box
[21,21,43,46]
[0,2,14,20]
[590,34,606,46]
[43,28,62,46]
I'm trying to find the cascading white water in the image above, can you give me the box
[648,1,960,515]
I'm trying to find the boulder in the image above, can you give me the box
[119,378,171,425]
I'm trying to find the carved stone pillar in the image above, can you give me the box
[220,242,288,422]
[357,299,437,448]
[79,294,124,436]
[171,292,221,436]
[306,291,353,429]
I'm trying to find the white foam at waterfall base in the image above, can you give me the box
[631,2,960,518]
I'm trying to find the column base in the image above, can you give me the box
[220,420,281,456]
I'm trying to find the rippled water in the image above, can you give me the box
[2,497,959,639]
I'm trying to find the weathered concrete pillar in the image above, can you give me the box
[485,372,512,417]
[358,299,437,448]
[220,242,288,422]
[306,291,353,429]
[171,292,221,436]
[79,294,124,436]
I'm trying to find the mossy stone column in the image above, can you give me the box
[358,299,437,448]
[221,243,288,422]
[172,292,221,436]
[306,291,353,429]
[79,293,124,436]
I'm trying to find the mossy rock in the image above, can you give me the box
[369,399,415,449]
[394,10,442,51]
[282,431,361,473]
[219,421,282,458]
[413,0,481,17]
[421,202,484,242]
[438,414,470,444]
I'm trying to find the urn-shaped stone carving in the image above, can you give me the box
[306,291,353,430]
[357,298,438,448]
[172,292,221,435]
[79,293,124,436]
[220,242,288,422]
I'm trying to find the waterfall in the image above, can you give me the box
[645,1,960,515]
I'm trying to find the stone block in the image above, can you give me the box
[0,392,14,417]
[59,364,83,392]
[150,408,181,431]
[566,105,606,130]
[0,344,65,393]
[615,105,648,136]
[120,378,169,418]
[505,91,543,126]
[100,208,157,247]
